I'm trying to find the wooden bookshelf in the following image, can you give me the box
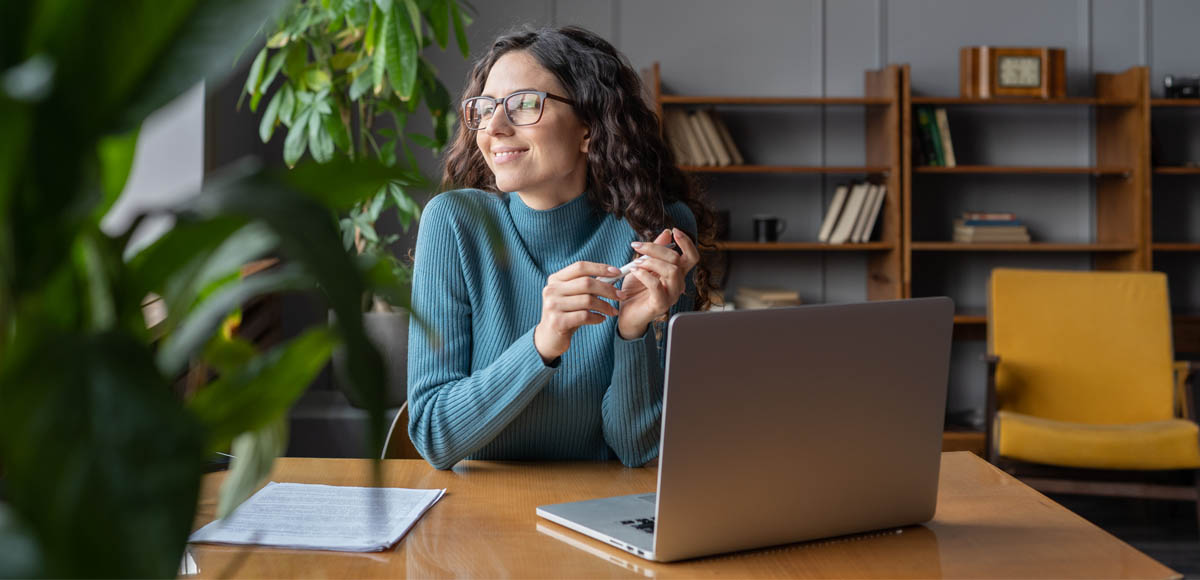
[911,96,1138,107]
[913,165,1131,176]
[680,165,890,175]
[716,241,894,251]
[1153,243,1200,252]
[910,242,1139,252]
[903,66,1151,329]
[644,62,905,302]
[1151,99,1200,107]
[1153,166,1200,175]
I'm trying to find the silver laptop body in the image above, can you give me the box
[536,297,954,562]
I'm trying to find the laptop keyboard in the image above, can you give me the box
[620,517,655,534]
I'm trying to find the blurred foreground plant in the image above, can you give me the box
[0,1,434,576]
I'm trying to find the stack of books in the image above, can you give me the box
[664,108,745,167]
[734,286,803,310]
[817,181,887,244]
[914,106,956,167]
[953,212,1030,243]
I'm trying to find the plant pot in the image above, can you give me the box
[331,310,409,409]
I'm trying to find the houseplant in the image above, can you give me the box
[243,0,473,407]
[0,0,436,576]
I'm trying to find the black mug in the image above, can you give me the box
[753,215,787,242]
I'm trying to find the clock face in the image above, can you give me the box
[998,56,1041,87]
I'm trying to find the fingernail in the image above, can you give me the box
[631,241,643,248]
[607,266,620,273]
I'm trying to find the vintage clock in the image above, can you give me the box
[960,47,1066,99]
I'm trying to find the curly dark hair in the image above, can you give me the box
[441,25,719,311]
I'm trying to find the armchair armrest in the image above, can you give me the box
[983,354,1000,463]
[1175,361,1199,422]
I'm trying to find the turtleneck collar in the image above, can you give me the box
[507,191,602,269]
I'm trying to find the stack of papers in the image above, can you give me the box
[188,482,445,552]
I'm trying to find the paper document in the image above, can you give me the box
[188,482,445,552]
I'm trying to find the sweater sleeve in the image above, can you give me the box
[600,205,698,467]
[406,195,558,470]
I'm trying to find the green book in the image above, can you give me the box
[916,107,944,166]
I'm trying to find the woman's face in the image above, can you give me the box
[476,51,589,206]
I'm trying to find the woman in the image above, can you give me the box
[407,25,718,469]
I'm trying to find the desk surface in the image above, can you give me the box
[187,452,1178,579]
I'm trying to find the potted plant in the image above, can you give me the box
[242,0,473,408]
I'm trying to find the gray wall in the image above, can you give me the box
[420,0,1200,426]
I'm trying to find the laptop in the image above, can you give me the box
[536,297,954,562]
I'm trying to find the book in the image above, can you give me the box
[734,286,802,309]
[850,184,879,243]
[671,109,708,166]
[962,211,1016,221]
[709,110,745,165]
[686,112,719,166]
[857,184,887,243]
[663,109,693,165]
[695,110,732,166]
[828,182,870,244]
[934,107,956,167]
[817,183,851,243]
[916,107,944,166]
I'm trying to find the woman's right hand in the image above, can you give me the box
[534,261,624,363]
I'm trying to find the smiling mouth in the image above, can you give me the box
[493,149,528,163]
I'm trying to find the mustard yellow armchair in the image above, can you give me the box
[985,268,1200,504]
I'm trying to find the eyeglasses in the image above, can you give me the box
[461,90,574,131]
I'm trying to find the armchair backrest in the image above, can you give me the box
[988,268,1175,424]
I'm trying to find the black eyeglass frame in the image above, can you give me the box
[461,90,575,131]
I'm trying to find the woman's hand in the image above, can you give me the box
[534,261,623,363]
[616,228,700,340]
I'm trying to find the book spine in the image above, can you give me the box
[917,107,944,166]
[935,107,956,168]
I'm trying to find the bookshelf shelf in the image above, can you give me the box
[1153,166,1200,175]
[716,241,894,252]
[1152,99,1200,107]
[1152,243,1200,252]
[680,165,889,175]
[910,242,1139,252]
[660,96,892,106]
[914,165,1131,176]
[911,96,1137,107]
[954,313,988,325]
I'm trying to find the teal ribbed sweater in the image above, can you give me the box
[406,189,696,469]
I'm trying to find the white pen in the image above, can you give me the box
[596,242,678,284]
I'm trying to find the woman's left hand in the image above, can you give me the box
[616,227,700,340]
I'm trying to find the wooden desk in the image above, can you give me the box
[186,452,1178,579]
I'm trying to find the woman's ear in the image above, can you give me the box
[580,127,590,154]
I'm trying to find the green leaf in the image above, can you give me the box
[283,108,311,167]
[267,31,290,48]
[308,109,335,163]
[363,2,378,55]
[367,191,387,221]
[128,217,245,299]
[350,69,374,101]
[425,0,449,49]
[324,105,352,152]
[304,68,332,92]
[72,232,117,331]
[283,41,309,84]
[279,83,296,126]
[244,47,267,112]
[95,127,140,220]
[259,88,283,142]
[374,0,393,13]
[190,328,336,455]
[157,264,310,376]
[372,7,391,95]
[202,333,258,376]
[261,49,287,92]
[403,0,423,52]
[389,3,419,100]
[451,0,470,59]
[217,419,288,519]
[389,181,421,231]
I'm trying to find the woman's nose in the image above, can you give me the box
[485,108,514,136]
